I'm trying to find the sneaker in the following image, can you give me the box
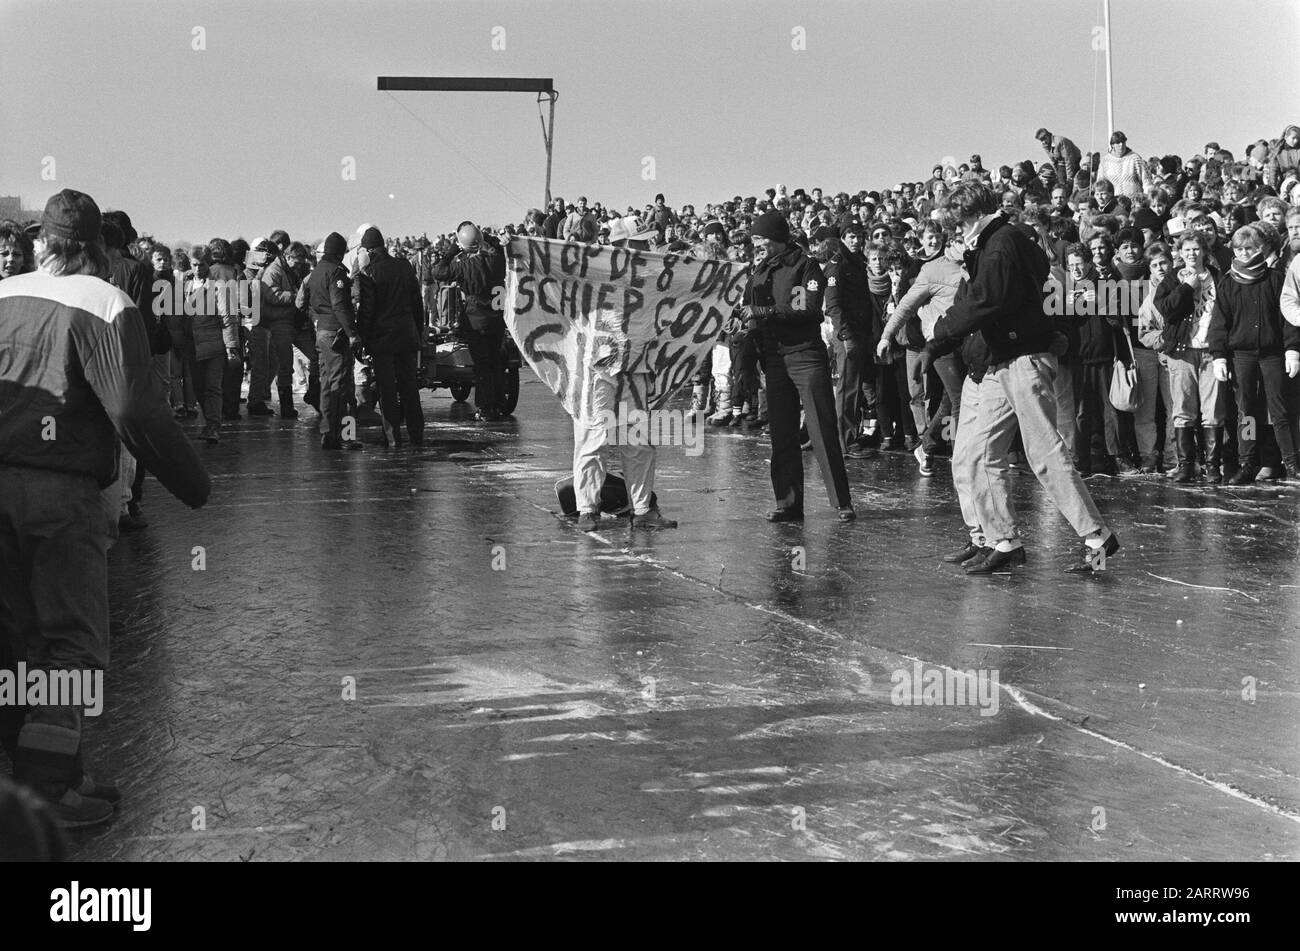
[706,410,732,427]
[836,507,856,522]
[914,445,934,476]
[1066,531,1121,573]
[247,402,275,417]
[1116,457,1140,475]
[576,511,599,532]
[632,508,678,529]
[845,442,876,459]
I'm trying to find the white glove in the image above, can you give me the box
[1212,358,1230,383]
[1286,351,1300,379]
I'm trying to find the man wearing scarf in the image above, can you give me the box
[925,182,1118,574]
[1208,223,1300,484]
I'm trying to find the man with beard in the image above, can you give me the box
[739,211,853,522]
[820,223,874,458]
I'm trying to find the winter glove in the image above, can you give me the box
[1287,351,1300,379]
[1212,357,1230,383]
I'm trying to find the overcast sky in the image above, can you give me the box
[2,0,1296,245]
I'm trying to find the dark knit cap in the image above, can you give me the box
[360,226,384,249]
[751,210,790,242]
[811,225,838,243]
[702,221,727,239]
[42,189,102,241]
[323,232,347,258]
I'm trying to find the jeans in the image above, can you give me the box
[957,353,1105,544]
[765,340,852,510]
[905,349,929,434]
[248,318,296,407]
[170,349,196,409]
[1231,350,1300,465]
[1131,346,1171,458]
[189,354,225,428]
[0,466,109,793]
[1166,348,1224,427]
[922,350,965,453]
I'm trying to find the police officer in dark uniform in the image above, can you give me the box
[355,226,424,448]
[431,221,508,420]
[819,223,875,458]
[296,231,362,450]
[739,211,854,522]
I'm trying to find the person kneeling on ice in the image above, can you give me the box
[573,216,677,532]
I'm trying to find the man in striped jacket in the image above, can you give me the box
[0,189,210,827]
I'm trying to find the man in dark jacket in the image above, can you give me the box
[356,227,425,447]
[431,222,508,420]
[739,211,853,522]
[297,231,362,449]
[821,223,874,457]
[927,182,1118,573]
[0,189,210,827]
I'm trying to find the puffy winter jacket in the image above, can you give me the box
[0,271,210,503]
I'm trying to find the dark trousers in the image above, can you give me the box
[317,330,355,439]
[730,332,761,410]
[463,324,505,413]
[0,466,109,794]
[765,340,852,510]
[292,322,320,411]
[189,354,225,428]
[1232,351,1300,465]
[1076,360,1120,464]
[875,353,916,443]
[221,327,247,417]
[833,335,869,451]
[372,349,424,444]
[248,318,295,408]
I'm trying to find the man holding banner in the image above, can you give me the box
[503,218,745,532]
[739,211,855,522]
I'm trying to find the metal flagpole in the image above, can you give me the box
[1103,0,1114,138]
